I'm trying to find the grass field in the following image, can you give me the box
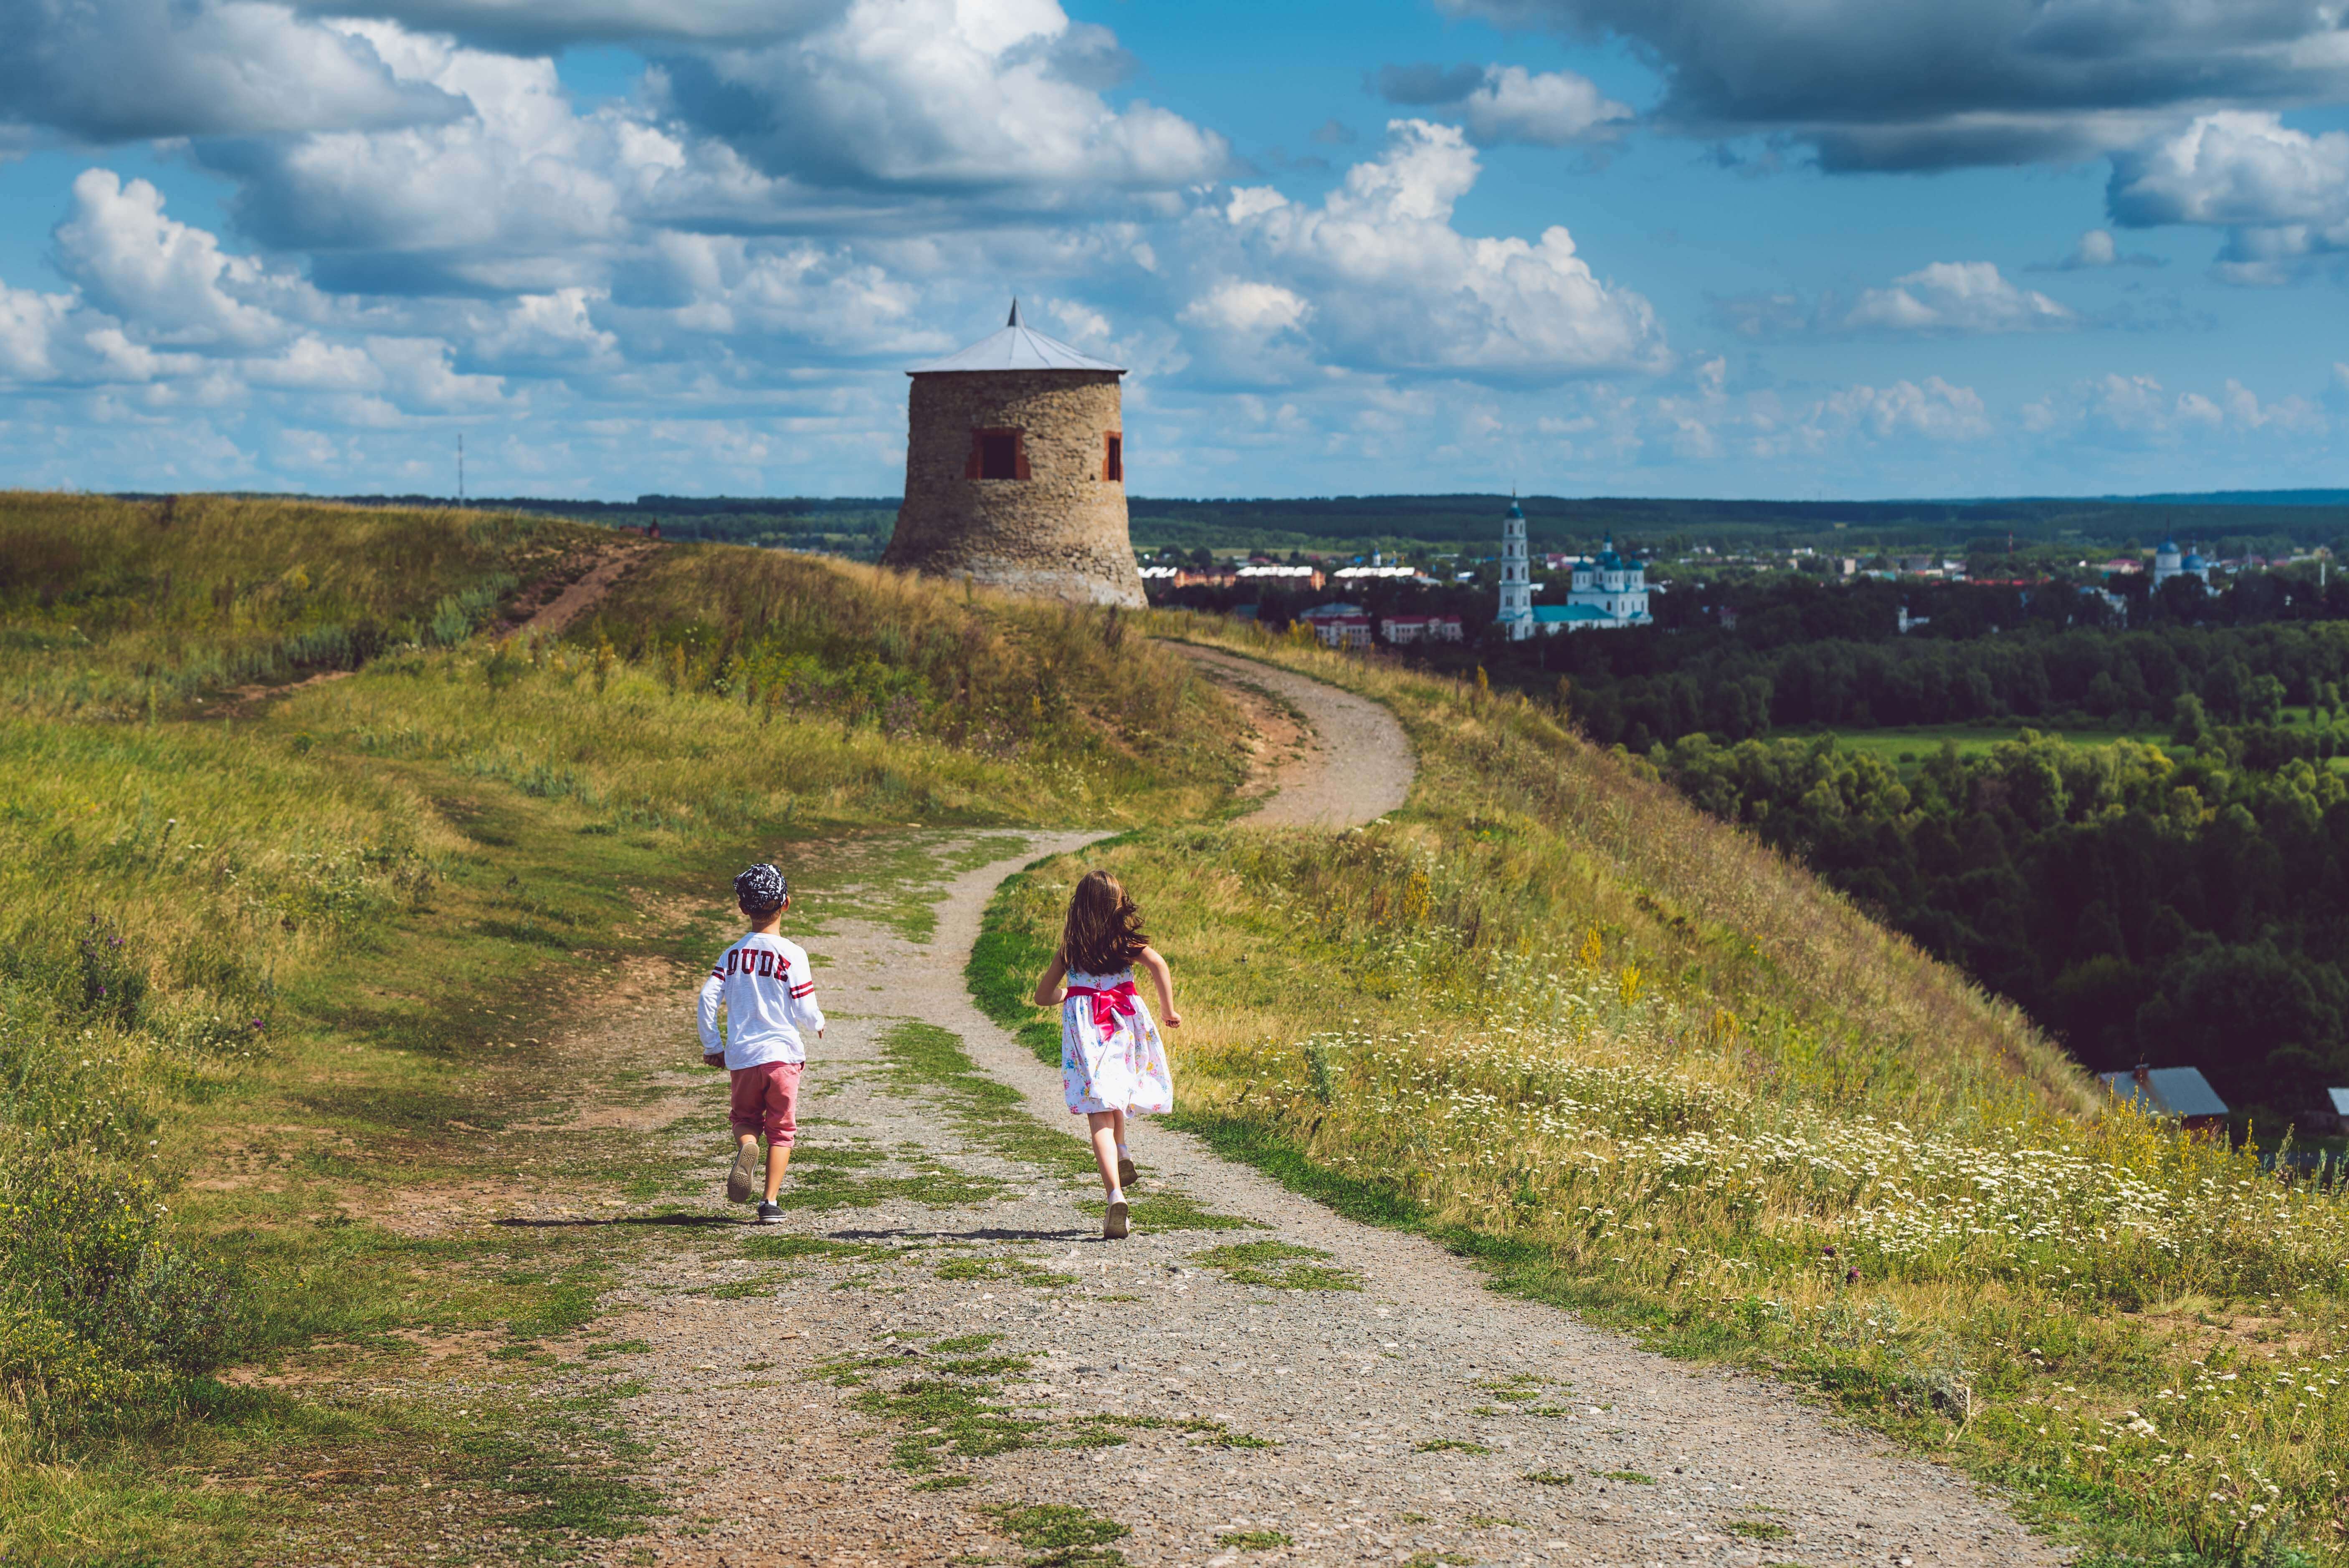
[1824,722,2176,768]
[972,617,2349,1567]
[14,492,2349,1564]
[1823,714,2349,775]
[0,495,1248,1563]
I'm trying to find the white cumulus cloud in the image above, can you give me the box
[2106,112,2349,283]
[0,0,461,142]
[1197,120,1668,382]
[650,0,1228,194]
[0,284,78,382]
[1819,377,1994,441]
[1375,62,1631,147]
[1716,260,2076,337]
[1844,262,2075,334]
[1180,281,1312,338]
[52,170,299,353]
[2022,370,2328,445]
[1462,66,1632,147]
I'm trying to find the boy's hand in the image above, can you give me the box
[704,1052,725,1069]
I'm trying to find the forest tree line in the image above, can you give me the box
[1540,614,2349,752]
[1650,720,2349,1124]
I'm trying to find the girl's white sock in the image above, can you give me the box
[1107,1186,1125,1204]
[1116,1141,1130,1158]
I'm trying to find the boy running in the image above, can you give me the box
[698,864,825,1224]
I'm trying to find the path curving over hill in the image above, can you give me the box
[532,660,2060,1568]
[1174,641,1415,827]
[501,539,659,639]
[220,538,656,717]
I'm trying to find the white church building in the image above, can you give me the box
[1533,534,1653,633]
[1498,500,1653,637]
[2152,537,2211,592]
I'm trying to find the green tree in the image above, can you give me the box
[2170,692,2212,750]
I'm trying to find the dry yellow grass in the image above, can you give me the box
[0,490,593,718]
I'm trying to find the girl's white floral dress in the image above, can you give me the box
[1061,967,1174,1116]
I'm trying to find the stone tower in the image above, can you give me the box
[882,302,1144,607]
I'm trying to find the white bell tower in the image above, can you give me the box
[1498,498,1533,640]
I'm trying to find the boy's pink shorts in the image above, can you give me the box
[729,1060,801,1143]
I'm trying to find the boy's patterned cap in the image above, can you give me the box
[734,864,789,909]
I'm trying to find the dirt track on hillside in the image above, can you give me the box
[495,650,2057,1568]
[1174,641,1414,827]
[218,538,655,718]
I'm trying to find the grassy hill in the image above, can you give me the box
[972,616,2349,1565]
[6,493,2346,1564]
[0,493,1247,1562]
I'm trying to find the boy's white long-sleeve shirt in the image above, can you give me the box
[697,931,825,1069]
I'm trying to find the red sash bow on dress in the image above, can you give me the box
[1065,980,1139,1036]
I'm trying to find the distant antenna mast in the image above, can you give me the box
[457,433,466,506]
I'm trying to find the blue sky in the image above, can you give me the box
[2,0,2346,501]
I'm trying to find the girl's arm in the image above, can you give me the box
[1032,949,1070,1008]
[1136,946,1181,1028]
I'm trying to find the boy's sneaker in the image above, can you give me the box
[756,1199,784,1225]
[726,1142,760,1204]
[1103,1196,1130,1240]
[1116,1155,1138,1190]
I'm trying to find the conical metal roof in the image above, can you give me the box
[906,300,1125,375]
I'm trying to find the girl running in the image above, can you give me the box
[1032,870,1177,1239]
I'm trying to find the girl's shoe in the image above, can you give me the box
[1116,1155,1138,1190]
[726,1143,761,1204]
[1103,1196,1130,1240]
[756,1200,784,1225]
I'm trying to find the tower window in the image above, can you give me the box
[966,429,1028,480]
[1103,432,1122,481]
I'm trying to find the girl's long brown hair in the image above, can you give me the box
[1062,870,1149,975]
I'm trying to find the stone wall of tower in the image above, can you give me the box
[883,369,1143,607]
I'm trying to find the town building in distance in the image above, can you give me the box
[1497,500,1535,639]
[2152,537,2213,593]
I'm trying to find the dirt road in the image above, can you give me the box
[478,652,2057,1568]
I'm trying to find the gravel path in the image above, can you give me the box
[1173,643,1412,827]
[554,660,2058,1568]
